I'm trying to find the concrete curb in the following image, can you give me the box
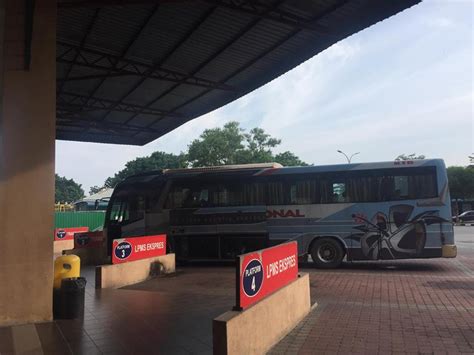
[95,253,176,289]
[213,273,311,355]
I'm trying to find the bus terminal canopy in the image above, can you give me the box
[57,0,420,145]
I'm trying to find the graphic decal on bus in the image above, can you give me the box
[348,204,449,259]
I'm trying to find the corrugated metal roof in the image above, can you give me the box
[56,0,421,145]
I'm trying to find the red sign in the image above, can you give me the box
[112,235,167,264]
[54,227,89,241]
[237,241,298,310]
[74,231,104,248]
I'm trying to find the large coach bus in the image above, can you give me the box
[104,159,456,268]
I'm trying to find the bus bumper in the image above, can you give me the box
[442,244,457,258]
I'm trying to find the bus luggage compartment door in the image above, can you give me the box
[169,208,218,260]
[215,206,267,260]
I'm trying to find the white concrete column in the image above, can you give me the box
[0,0,56,325]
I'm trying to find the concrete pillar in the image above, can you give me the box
[0,0,56,325]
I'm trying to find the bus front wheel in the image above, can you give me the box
[310,238,344,269]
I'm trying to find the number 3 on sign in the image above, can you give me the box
[251,276,255,291]
[122,249,125,258]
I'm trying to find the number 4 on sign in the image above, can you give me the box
[251,276,255,291]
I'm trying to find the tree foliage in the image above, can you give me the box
[274,151,308,167]
[55,174,84,203]
[186,122,245,167]
[104,151,187,188]
[103,122,308,187]
[447,166,474,200]
[187,121,306,167]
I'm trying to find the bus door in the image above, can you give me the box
[167,182,219,259]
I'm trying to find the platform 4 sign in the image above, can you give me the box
[112,235,167,264]
[237,241,298,310]
[54,227,89,241]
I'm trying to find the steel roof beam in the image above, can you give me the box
[57,8,101,95]
[137,0,348,133]
[56,43,238,91]
[124,0,287,126]
[58,92,184,117]
[84,5,218,133]
[202,0,333,34]
[80,4,161,113]
[58,0,333,34]
[57,115,159,134]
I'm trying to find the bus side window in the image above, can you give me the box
[290,177,319,204]
[332,182,346,203]
[183,188,210,208]
[266,179,286,205]
[394,176,409,199]
[165,185,189,209]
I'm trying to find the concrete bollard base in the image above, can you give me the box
[95,253,175,289]
[213,272,311,355]
[53,240,74,255]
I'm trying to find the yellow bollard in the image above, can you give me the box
[54,255,80,289]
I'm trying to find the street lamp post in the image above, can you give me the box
[337,150,359,163]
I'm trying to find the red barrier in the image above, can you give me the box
[237,241,298,310]
[112,235,167,264]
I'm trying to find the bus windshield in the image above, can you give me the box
[107,180,164,226]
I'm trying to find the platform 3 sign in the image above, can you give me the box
[237,241,298,310]
[54,227,89,241]
[74,231,104,248]
[112,235,166,264]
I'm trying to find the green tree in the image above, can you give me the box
[240,127,281,163]
[55,174,84,203]
[274,151,308,167]
[447,166,474,200]
[104,151,187,188]
[187,121,307,167]
[187,122,245,167]
[105,122,308,185]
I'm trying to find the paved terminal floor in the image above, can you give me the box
[0,227,472,354]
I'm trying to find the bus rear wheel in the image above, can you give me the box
[310,238,344,269]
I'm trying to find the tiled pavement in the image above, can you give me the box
[270,228,474,354]
[0,227,473,354]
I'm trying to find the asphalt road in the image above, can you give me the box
[455,225,474,245]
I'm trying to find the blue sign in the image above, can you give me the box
[114,241,132,260]
[56,230,66,239]
[242,259,264,297]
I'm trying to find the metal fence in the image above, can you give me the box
[54,211,106,231]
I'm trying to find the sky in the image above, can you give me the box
[56,0,473,194]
